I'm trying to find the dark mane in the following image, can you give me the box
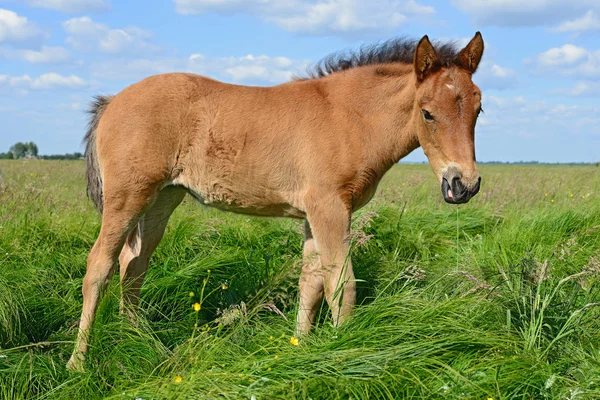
[299,37,460,80]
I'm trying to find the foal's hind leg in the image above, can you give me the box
[67,185,158,372]
[118,186,186,320]
[296,220,324,334]
[304,193,356,328]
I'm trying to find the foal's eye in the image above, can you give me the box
[421,110,434,121]
[477,107,484,117]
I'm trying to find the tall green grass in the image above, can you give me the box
[0,160,598,399]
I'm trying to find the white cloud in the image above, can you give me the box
[53,101,82,110]
[483,94,526,109]
[479,94,600,140]
[0,45,70,63]
[551,81,600,96]
[0,72,87,90]
[490,64,513,78]
[89,53,309,84]
[24,0,110,13]
[529,44,600,78]
[554,10,600,33]
[173,0,435,37]
[28,73,86,89]
[62,16,157,55]
[190,53,307,83]
[0,8,45,45]
[88,57,184,80]
[452,0,599,27]
[534,44,589,66]
[474,62,518,90]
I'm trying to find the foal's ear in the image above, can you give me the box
[456,32,484,74]
[414,35,439,83]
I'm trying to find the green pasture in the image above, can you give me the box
[0,160,598,399]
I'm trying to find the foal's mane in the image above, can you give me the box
[299,37,460,80]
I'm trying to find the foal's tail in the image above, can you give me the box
[83,95,113,214]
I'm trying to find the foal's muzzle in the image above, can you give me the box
[441,175,481,204]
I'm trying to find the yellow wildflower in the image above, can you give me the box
[221,284,228,290]
[174,375,182,384]
[189,291,194,297]
[544,193,548,197]
[193,302,201,312]
[207,269,211,273]
[267,367,272,372]
[269,336,274,341]
[551,199,555,203]
[274,354,279,359]
[290,337,299,346]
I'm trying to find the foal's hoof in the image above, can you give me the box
[66,353,85,372]
[295,322,313,337]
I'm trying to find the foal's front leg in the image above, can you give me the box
[304,194,356,328]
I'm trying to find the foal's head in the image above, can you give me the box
[413,32,484,204]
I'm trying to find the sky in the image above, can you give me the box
[0,0,599,163]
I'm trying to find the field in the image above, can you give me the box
[0,160,598,399]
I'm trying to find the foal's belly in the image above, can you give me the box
[170,174,307,219]
[191,189,307,219]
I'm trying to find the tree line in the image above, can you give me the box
[0,141,597,165]
[0,142,83,160]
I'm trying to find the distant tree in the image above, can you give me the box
[27,141,38,157]
[9,142,38,158]
[0,152,13,159]
[9,142,27,158]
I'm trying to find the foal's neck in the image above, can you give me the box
[326,64,420,176]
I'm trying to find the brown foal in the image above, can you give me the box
[67,32,485,371]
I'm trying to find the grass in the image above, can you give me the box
[0,160,598,399]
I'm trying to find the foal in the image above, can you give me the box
[68,33,484,370]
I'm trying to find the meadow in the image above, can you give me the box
[0,160,598,399]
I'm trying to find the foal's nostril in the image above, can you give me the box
[451,176,465,194]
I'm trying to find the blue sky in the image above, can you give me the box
[0,0,599,162]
